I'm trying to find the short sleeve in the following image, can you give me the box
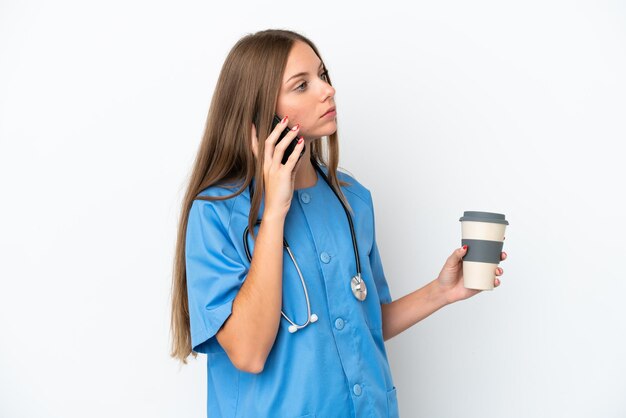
[185,199,248,354]
[368,191,392,304]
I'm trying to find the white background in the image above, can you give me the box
[1,1,625,417]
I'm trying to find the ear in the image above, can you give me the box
[250,122,259,159]
[252,112,261,134]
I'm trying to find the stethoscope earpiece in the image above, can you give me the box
[288,313,318,333]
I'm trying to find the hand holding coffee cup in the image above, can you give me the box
[459,211,509,290]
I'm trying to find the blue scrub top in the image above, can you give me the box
[185,165,399,418]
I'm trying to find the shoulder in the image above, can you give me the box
[189,181,249,231]
[335,167,373,208]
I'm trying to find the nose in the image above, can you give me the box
[321,82,335,102]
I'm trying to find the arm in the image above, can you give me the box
[380,246,507,341]
[211,119,307,373]
[215,211,285,374]
[381,279,448,341]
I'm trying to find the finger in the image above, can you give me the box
[495,278,501,287]
[448,245,467,266]
[501,251,507,261]
[251,123,258,159]
[272,125,301,166]
[283,137,305,171]
[264,116,292,165]
[496,267,503,276]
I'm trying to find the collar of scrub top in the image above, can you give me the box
[245,158,366,303]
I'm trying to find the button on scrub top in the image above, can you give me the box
[185,165,399,418]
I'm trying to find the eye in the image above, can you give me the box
[295,71,330,92]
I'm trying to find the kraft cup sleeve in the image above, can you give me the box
[461,239,503,264]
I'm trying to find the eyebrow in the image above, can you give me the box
[285,62,325,85]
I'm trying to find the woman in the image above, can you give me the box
[170,29,507,418]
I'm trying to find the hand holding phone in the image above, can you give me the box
[250,114,307,218]
[271,114,306,165]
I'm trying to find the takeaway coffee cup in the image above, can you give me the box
[459,211,509,290]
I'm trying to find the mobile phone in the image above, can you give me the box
[271,114,306,165]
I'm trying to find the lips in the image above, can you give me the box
[321,106,336,117]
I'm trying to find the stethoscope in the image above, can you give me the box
[243,160,367,334]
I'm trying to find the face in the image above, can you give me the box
[276,41,337,141]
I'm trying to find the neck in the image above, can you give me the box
[294,141,317,190]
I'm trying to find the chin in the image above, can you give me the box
[302,121,337,139]
[325,126,338,137]
[315,124,338,138]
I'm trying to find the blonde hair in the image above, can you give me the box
[170,29,351,363]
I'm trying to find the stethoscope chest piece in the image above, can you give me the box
[350,274,367,301]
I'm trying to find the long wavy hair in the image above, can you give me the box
[170,29,352,363]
